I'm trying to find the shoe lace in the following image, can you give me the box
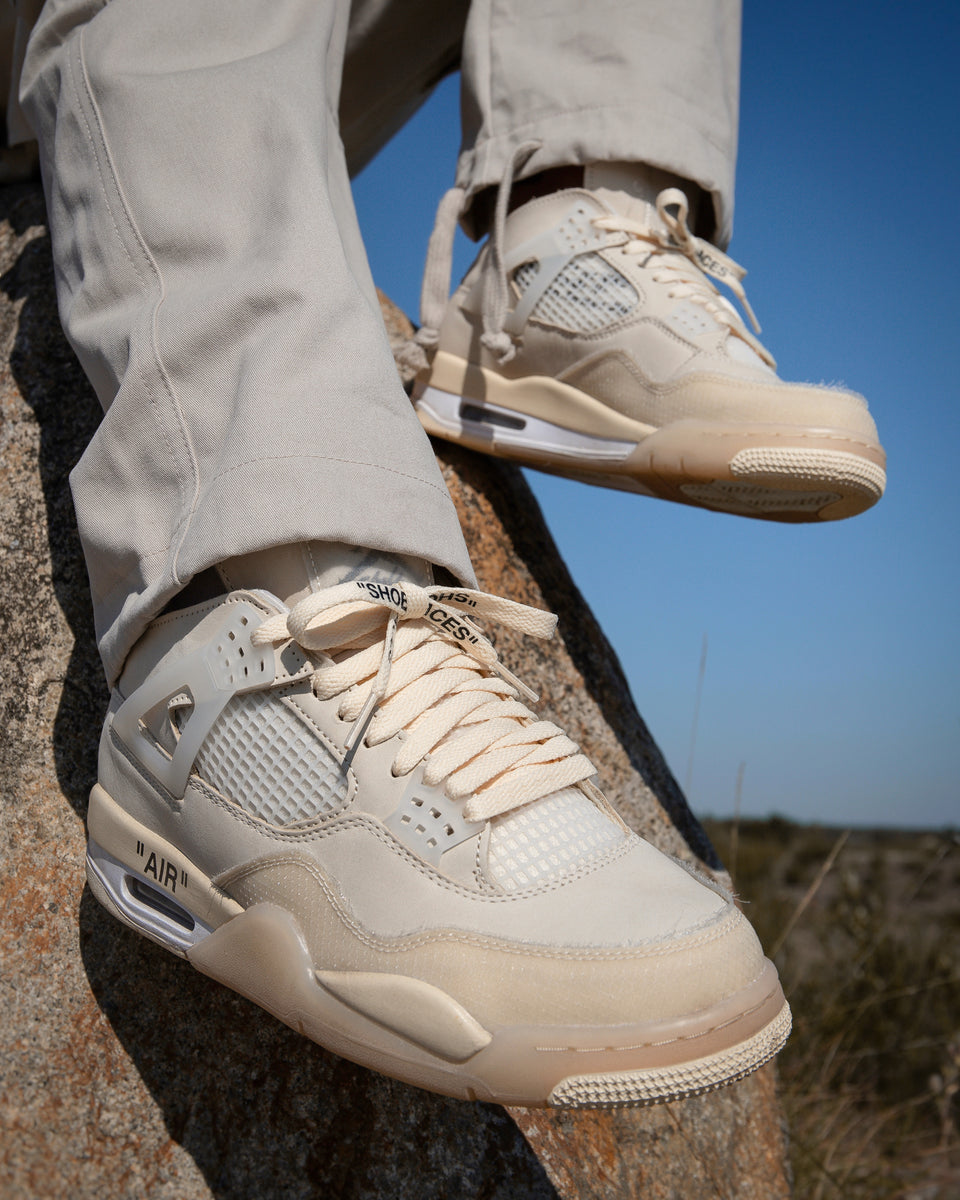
[592,188,776,369]
[401,140,544,373]
[251,580,595,822]
[405,169,776,375]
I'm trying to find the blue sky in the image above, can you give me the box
[352,2,960,828]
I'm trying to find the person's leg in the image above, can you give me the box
[339,0,467,179]
[19,0,790,1108]
[20,0,474,687]
[413,0,885,523]
[456,0,739,244]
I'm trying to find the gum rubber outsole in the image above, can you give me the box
[415,375,886,523]
[85,783,792,1108]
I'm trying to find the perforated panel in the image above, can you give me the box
[487,787,624,892]
[664,299,714,337]
[385,783,480,867]
[514,254,638,333]
[192,692,347,825]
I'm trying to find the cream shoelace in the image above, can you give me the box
[404,158,775,372]
[592,188,776,369]
[252,581,595,822]
[402,140,543,372]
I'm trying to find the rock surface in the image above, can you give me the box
[0,183,790,1199]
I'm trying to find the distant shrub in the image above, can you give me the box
[705,818,960,1198]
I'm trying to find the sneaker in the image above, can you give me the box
[87,572,790,1106]
[413,163,886,522]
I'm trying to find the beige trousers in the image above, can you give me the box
[17,0,741,685]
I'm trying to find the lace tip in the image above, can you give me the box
[343,692,378,759]
[741,297,762,335]
[500,665,538,705]
[481,330,517,365]
[395,339,430,376]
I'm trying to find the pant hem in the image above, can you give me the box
[456,103,735,247]
[97,451,476,686]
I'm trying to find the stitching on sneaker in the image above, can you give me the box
[219,851,739,956]
[204,798,634,903]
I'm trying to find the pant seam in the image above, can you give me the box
[480,0,494,148]
[204,452,455,498]
[76,25,201,586]
[68,39,180,561]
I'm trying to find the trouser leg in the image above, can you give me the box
[340,0,468,177]
[19,0,474,686]
[457,0,741,246]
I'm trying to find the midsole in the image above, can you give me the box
[417,385,638,464]
[188,898,789,1106]
[87,781,791,1105]
[87,782,243,933]
[417,366,885,524]
[422,350,655,442]
[419,351,885,469]
[87,839,216,955]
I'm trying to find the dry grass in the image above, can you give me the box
[702,817,960,1200]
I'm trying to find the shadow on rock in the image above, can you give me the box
[79,887,557,1200]
[0,182,105,822]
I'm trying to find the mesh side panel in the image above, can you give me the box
[192,692,347,825]
[487,787,624,893]
[514,254,638,333]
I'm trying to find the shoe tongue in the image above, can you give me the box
[584,161,682,228]
[216,541,432,608]
[305,542,432,593]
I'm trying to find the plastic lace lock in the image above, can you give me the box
[384,779,482,868]
[113,601,278,800]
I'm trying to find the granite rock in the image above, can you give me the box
[0,182,790,1199]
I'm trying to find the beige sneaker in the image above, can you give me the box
[413,163,886,522]
[87,572,790,1106]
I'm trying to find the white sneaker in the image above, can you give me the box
[87,571,790,1106]
[413,162,886,522]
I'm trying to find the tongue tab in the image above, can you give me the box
[306,542,433,591]
[584,161,697,228]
